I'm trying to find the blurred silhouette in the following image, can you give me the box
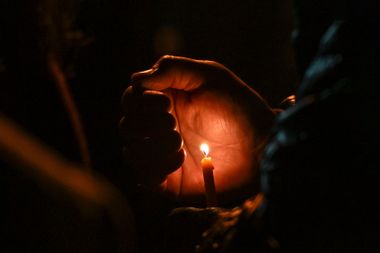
[0,0,135,252]
[1,115,135,253]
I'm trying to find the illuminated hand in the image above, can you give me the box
[121,55,275,203]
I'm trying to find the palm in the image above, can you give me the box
[165,88,258,198]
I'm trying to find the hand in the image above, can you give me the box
[121,55,275,204]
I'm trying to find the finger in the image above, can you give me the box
[133,147,185,176]
[124,147,185,186]
[162,148,185,174]
[123,129,182,157]
[131,55,221,91]
[143,149,185,186]
[119,112,176,140]
[122,86,171,113]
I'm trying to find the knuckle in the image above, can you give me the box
[155,55,176,70]
[164,113,177,129]
[121,86,139,112]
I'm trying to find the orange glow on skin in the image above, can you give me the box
[163,91,258,202]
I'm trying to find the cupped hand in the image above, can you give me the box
[121,55,275,204]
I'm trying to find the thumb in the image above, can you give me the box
[131,55,217,91]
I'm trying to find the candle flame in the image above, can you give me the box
[200,143,209,157]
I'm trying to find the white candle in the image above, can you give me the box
[200,143,217,207]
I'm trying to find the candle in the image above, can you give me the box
[200,143,217,207]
